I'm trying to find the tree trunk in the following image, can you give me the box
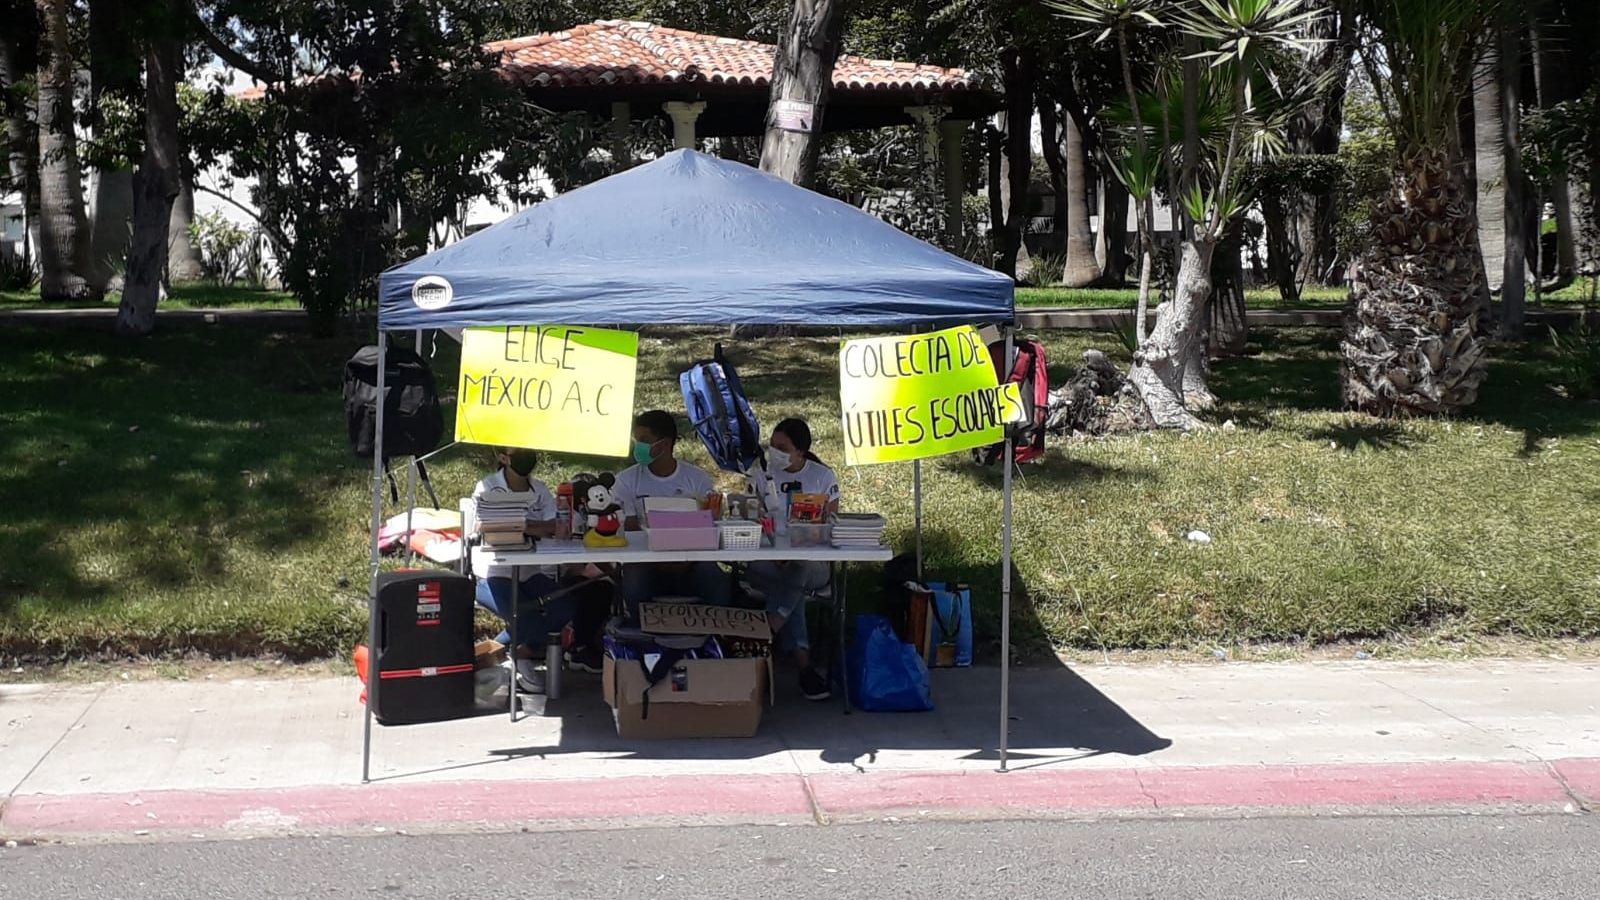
[758,0,845,188]
[1128,240,1215,429]
[117,31,181,336]
[166,176,205,282]
[35,0,99,301]
[986,121,1003,248]
[87,0,139,293]
[1261,190,1301,304]
[1,22,40,266]
[1037,98,1068,234]
[1095,171,1128,284]
[1472,50,1507,293]
[1290,0,1354,286]
[1342,153,1490,416]
[1209,218,1248,356]
[1497,23,1526,338]
[1059,108,1101,287]
[1531,20,1578,289]
[994,47,1035,281]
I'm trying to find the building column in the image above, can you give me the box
[610,101,631,168]
[663,101,707,151]
[907,106,968,245]
[905,105,941,166]
[939,118,968,244]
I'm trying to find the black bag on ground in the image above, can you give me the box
[344,342,444,460]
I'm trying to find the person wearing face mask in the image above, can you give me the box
[746,417,839,701]
[472,447,602,691]
[613,410,731,615]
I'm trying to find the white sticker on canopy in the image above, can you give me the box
[411,275,453,310]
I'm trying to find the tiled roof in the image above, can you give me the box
[487,20,981,93]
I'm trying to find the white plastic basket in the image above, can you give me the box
[718,521,763,551]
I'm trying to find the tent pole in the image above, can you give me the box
[402,330,422,567]
[998,327,1014,774]
[913,460,923,580]
[363,335,388,784]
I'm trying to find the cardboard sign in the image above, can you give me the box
[838,326,1023,466]
[455,325,638,457]
[639,602,771,640]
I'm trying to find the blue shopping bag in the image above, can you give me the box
[848,615,934,712]
[925,582,973,668]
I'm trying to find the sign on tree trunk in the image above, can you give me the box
[759,0,845,186]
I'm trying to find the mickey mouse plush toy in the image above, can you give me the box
[575,473,628,549]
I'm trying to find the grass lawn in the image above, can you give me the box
[1017,277,1600,310]
[3,323,1599,663]
[0,282,299,310]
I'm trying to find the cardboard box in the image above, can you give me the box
[474,639,507,669]
[603,603,774,739]
[644,510,719,551]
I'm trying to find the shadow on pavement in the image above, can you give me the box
[371,661,1171,783]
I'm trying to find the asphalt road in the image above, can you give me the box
[1,814,1593,900]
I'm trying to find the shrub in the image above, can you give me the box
[1019,253,1066,288]
[188,211,250,285]
[0,253,38,291]
[1549,323,1600,399]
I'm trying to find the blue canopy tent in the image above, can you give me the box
[366,149,1019,777]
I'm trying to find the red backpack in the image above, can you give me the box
[974,337,1049,466]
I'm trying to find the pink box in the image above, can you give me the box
[646,510,719,551]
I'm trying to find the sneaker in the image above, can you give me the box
[567,647,604,674]
[506,658,545,694]
[799,668,831,702]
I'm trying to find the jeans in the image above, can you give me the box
[474,574,564,650]
[746,560,831,654]
[621,561,731,620]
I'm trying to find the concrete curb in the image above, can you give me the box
[0,308,320,330]
[5,758,1592,842]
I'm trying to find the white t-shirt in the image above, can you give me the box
[762,459,840,504]
[613,459,715,521]
[471,469,556,581]
[753,459,841,522]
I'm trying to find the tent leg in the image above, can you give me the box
[913,460,923,580]
[509,572,520,722]
[402,331,422,567]
[363,337,388,784]
[835,562,850,715]
[998,328,1014,774]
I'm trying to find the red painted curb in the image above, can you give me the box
[1,774,813,837]
[806,760,1573,815]
[1552,758,1600,805]
[2,759,1589,839]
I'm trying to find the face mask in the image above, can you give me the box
[633,440,658,466]
[767,446,792,471]
[506,451,538,477]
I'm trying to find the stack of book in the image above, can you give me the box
[475,491,537,552]
[830,513,887,549]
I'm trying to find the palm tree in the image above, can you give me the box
[1053,0,1324,428]
[1045,0,1164,344]
[35,0,99,301]
[1341,0,1499,415]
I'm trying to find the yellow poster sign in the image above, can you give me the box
[455,325,638,457]
[838,326,1022,466]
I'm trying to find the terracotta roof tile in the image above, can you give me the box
[485,20,979,93]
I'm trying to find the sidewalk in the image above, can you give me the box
[3,659,1597,839]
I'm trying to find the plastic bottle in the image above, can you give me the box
[554,483,573,540]
[544,632,563,701]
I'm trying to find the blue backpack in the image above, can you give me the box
[680,344,763,474]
